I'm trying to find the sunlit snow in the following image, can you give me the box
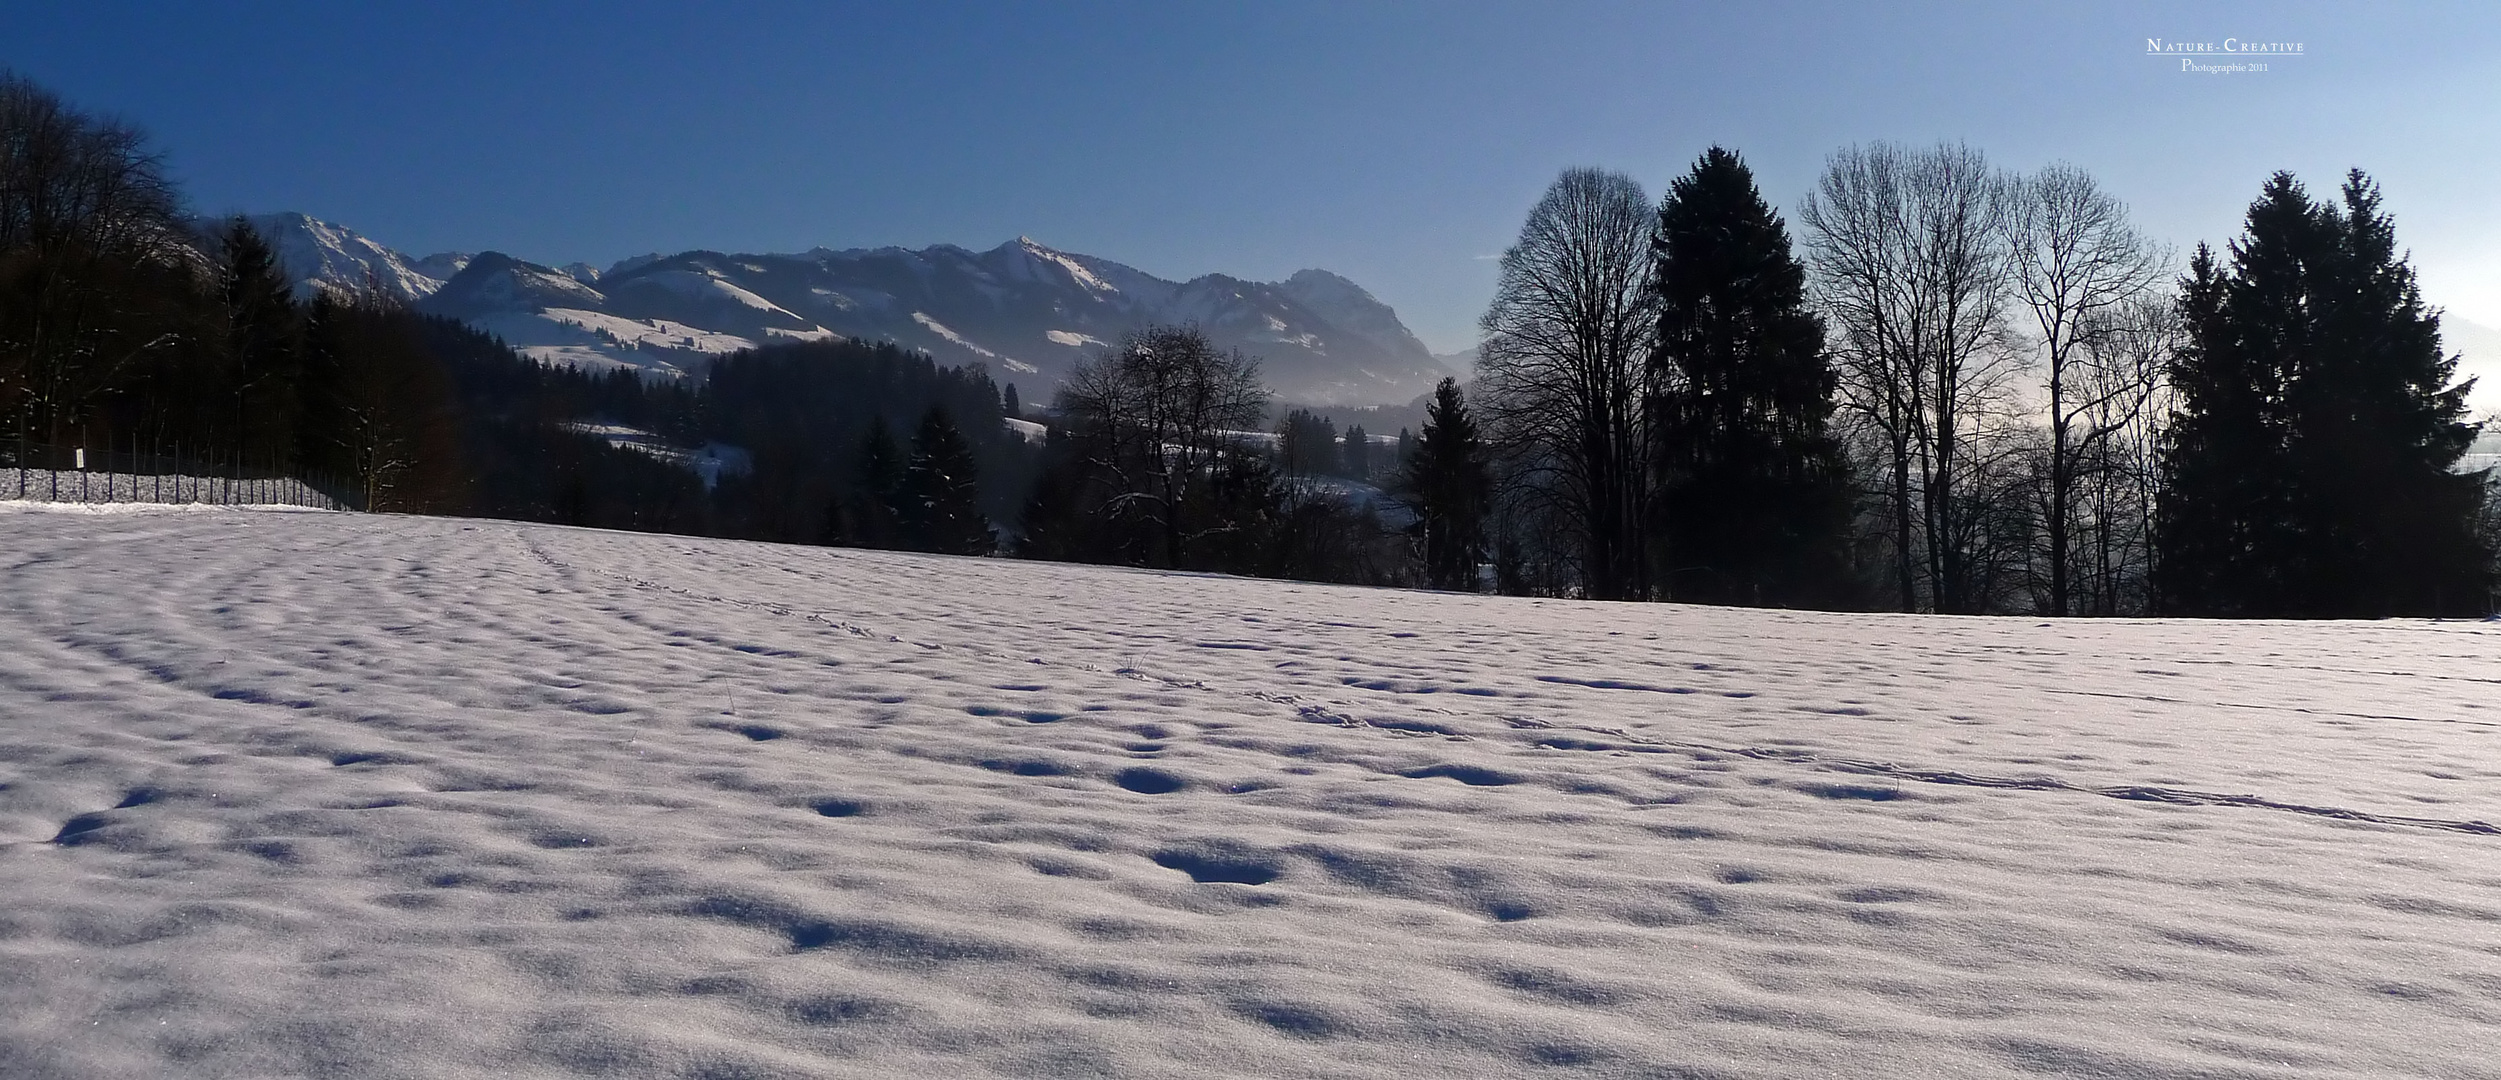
[627,270,803,319]
[3,506,2498,1078]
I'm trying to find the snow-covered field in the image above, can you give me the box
[2,504,2498,1079]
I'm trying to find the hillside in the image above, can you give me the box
[249,215,1459,405]
[3,504,2497,1078]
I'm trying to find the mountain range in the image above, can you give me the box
[247,212,1460,406]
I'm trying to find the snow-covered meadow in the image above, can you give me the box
[2,503,2497,1079]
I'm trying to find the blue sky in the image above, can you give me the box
[5,1,2498,353]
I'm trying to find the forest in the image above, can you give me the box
[3,71,2493,616]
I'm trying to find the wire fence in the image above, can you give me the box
[4,444,350,510]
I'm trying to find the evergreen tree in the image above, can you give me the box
[1278,408,1337,476]
[1649,146,1853,607]
[2158,171,2491,616]
[215,217,302,474]
[842,418,905,548]
[1002,382,1021,419]
[1342,423,1371,480]
[901,407,995,555]
[1403,377,1490,591]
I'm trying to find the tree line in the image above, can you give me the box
[0,72,1424,582]
[1437,143,2494,617]
[6,68,2489,615]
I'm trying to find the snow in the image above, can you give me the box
[3,509,2500,1078]
[763,327,841,344]
[539,309,759,355]
[515,345,695,379]
[911,312,999,359]
[1003,417,1048,445]
[1046,330,1106,349]
[625,270,801,319]
[473,264,609,310]
[480,308,757,379]
[252,213,447,304]
[558,425,751,489]
[1015,237,1119,296]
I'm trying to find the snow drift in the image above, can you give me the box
[2,504,2496,1078]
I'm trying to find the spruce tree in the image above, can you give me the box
[217,216,303,475]
[901,407,995,555]
[1649,146,1852,607]
[1403,377,1490,591]
[1278,409,1337,476]
[1342,424,1370,480]
[843,418,905,548]
[2158,171,2491,616]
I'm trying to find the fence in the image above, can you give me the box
[4,444,350,510]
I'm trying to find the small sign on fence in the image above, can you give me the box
[74,448,85,470]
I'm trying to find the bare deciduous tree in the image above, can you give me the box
[1054,323,1268,567]
[1475,167,1657,600]
[1801,142,2021,612]
[0,72,187,464]
[2066,294,2175,614]
[2003,163,2168,614]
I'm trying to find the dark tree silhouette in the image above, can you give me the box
[2157,171,2490,617]
[836,417,905,548]
[1050,323,1267,569]
[213,216,302,479]
[901,407,994,555]
[1342,423,1371,480]
[1402,377,1491,591]
[1476,167,1657,600]
[1278,408,1338,477]
[1649,146,1854,608]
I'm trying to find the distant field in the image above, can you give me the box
[3,503,2497,1079]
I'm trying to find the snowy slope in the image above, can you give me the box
[591,239,1459,403]
[243,212,450,304]
[249,212,1456,402]
[416,253,795,381]
[4,504,2497,1079]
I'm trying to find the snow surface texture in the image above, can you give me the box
[2,508,2498,1079]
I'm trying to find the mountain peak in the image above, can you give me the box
[242,215,1456,404]
[235,211,448,304]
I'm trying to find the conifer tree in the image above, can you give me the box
[1403,377,1490,590]
[215,216,302,475]
[842,418,905,548]
[2157,171,2490,616]
[1650,146,1853,607]
[1278,409,1337,476]
[901,407,995,555]
[1342,423,1370,480]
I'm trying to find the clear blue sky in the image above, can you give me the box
[6,1,2498,354]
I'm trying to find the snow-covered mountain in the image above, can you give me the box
[250,214,1459,404]
[238,212,449,305]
